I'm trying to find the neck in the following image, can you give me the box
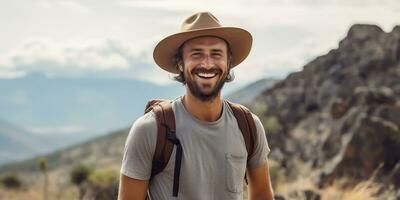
[182,90,223,122]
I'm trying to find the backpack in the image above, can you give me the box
[144,99,257,197]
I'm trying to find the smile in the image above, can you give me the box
[195,72,218,79]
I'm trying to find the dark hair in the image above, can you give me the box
[172,40,235,84]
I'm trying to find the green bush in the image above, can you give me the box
[263,116,283,134]
[70,164,92,200]
[1,173,22,189]
[251,102,268,117]
[88,169,119,200]
[37,157,48,171]
[70,164,91,186]
[88,169,118,188]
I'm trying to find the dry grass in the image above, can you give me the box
[0,185,78,200]
[274,177,397,200]
[323,178,397,200]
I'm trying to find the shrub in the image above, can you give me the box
[263,116,283,134]
[88,169,119,200]
[88,169,118,188]
[70,164,91,186]
[1,173,22,189]
[70,164,92,200]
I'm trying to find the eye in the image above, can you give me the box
[212,53,222,58]
[191,53,202,58]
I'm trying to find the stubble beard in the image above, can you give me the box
[185,68,228,102]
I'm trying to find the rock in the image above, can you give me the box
[330,99,348,119]
[304,189,321,200]
[346,24,384,41]
[321,114,400,186]
[390,162,400,187]
[252,23,400,189]
[287,189,321,200]
[274,194,286,200]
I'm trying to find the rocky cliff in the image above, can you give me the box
[252,24,400,189]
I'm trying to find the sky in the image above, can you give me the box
[1,0,400,86]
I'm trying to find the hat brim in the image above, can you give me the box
[153,27,253,74]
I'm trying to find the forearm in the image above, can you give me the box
[248,187,274,200]
[118,174,148,200]
[247,162,274,200]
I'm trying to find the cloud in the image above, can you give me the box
[37,0,92,13]
[2,0,400,86]
[0,38,175,85]
[27,125,90,135]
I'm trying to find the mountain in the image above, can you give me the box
[0,118,115,165]
[0,73,184,136]
[0,127,129,175]
[251,24,400,189]
[0,79,276,173]
[0,73,184,165]
[0,119,51,164]
[0,78,277,175]
[225,78,278,105]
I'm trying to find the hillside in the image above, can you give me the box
[252,24,400,190]
[0,73,185,165]
[0,78,278,174]
[0,119,52,164]
[0,127,129,174]
[226,78,278,105]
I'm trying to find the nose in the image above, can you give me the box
[200,54,215,68]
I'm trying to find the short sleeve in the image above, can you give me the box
[120,112,157,180]
[247,113,271,170]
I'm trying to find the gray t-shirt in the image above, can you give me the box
[121,97,270,200]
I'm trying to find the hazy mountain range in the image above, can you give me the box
[0,76,277,172]
[226,78,278,105]
[0,73,185,165]
[0,72,183,134]
[0,71,275,165]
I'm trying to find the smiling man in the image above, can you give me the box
[118,12,274,200]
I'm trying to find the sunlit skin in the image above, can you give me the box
[179,36,229,122]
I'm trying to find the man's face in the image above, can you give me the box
[181,36,230,102]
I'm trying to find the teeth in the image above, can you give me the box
[197,73,216,78]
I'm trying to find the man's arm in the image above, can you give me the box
[247,160,274,200]
[118,174,149,200]
[118,112,157,200]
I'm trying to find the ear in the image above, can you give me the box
[179,64,183,72]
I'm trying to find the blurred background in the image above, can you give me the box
[1,0,400,199]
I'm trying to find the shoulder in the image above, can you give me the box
[132,111,157,132]
[126,111,158,145]
[250,113,263,128]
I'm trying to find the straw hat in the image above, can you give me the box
[153,11,253,74]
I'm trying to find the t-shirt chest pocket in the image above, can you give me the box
[225,153,246,193]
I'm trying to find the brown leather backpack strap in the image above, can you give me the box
[144,99,169,114]
[243,107,257,159]
[148,100,175,179]
[146,99,182,197]
[157,101,176,174]
[226,100,257,159]
[155,101,182,197]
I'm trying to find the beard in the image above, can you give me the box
[185,67,228,102]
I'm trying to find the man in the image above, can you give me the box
[119,11,274,200]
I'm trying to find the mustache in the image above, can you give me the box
[191,67,222,74]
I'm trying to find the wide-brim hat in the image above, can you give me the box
[153,11,253,74]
